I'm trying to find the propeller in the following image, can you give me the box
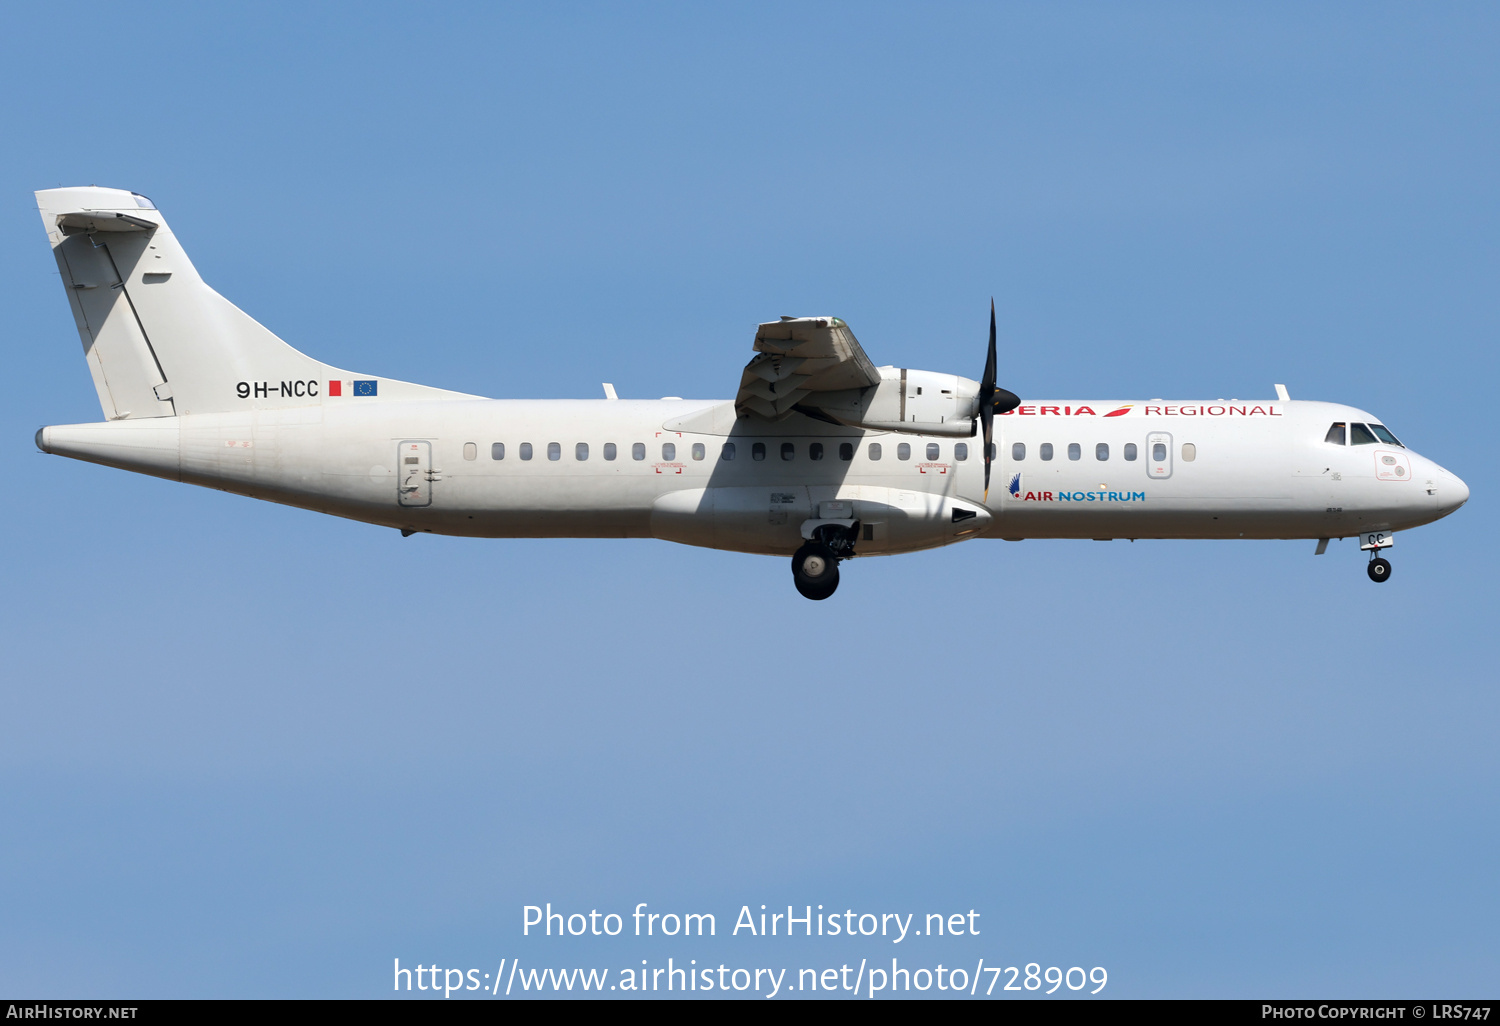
[978,298,1021,501]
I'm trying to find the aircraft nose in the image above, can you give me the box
[1443,471,1470,511]
[1427,460,1469,514]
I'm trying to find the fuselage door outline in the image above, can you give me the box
[397,440,432,507]
[1146,431,1173,480]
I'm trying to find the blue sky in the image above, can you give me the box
[0,2,1494,998]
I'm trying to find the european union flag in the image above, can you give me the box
[353,380,378,396]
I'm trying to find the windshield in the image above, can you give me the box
[1369,424,1403,447]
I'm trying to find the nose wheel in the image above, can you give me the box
[1367,556,1392,583]
[792,542,840,600]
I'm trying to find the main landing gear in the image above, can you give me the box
[792,543,839,600]
[791,522,859,600]
[1367,556,1392,583]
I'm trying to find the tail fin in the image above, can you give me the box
[36,186,473,419]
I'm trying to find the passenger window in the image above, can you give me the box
[954,442,968,461]
[463,442,477,461]
[1181,443,1196,462]
[1012,442,1025,461]
[926,443,940,461]
[603,442,617,461]
[1325,422,1346,445]
[1152,442,1166,462]
[809,442,824,461]
[520,442,533,461]
[839,442,854,461]
[547,442,561,461]
[868,443,882,461]
[1067,443,1081,461]
[662,442,676,461]
[1350,423,1377,445]
[897,442,911,461]
[632,442,645,461]
[575,442,588,461]
[721,442,736,460]
[1040,442,1053,461]
[1370,424,1403,447]
[1123,442,1137,461]
[986,443,996,461]
[752,442,766,461]
[1096,442,1109,461]
[691,442,705,461]
[781,442,795,461]
[491,442,505,461]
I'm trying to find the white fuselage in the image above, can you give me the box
[38,394,1469,557]
[30,186,1468,573]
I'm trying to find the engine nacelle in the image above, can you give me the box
[804,367,979,437]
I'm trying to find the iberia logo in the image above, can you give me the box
[1103,404,1133,417]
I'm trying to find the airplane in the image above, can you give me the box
[33,186,1469,600]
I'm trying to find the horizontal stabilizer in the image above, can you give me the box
[56,210,158,234]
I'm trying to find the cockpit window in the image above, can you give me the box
[1349,423,1378,445]
[1324,422,1346,445]
[131,193,156,209]
[1369,424,1403,447]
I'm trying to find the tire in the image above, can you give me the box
[1367,557,1391,583]
[792,543,840,599]
[794,575,839,600]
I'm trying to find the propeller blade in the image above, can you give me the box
[981,300,997,499]
[978,299,1021,501]
[982,300,997,399]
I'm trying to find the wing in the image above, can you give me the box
[733,316,881,421]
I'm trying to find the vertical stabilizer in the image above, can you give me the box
[36,187,475,419]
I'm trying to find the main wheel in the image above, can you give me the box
[792,543,840,600]
[1367,557,1392,583]
[794,575,838,600]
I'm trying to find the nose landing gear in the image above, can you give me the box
[1359,531,1394,583]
